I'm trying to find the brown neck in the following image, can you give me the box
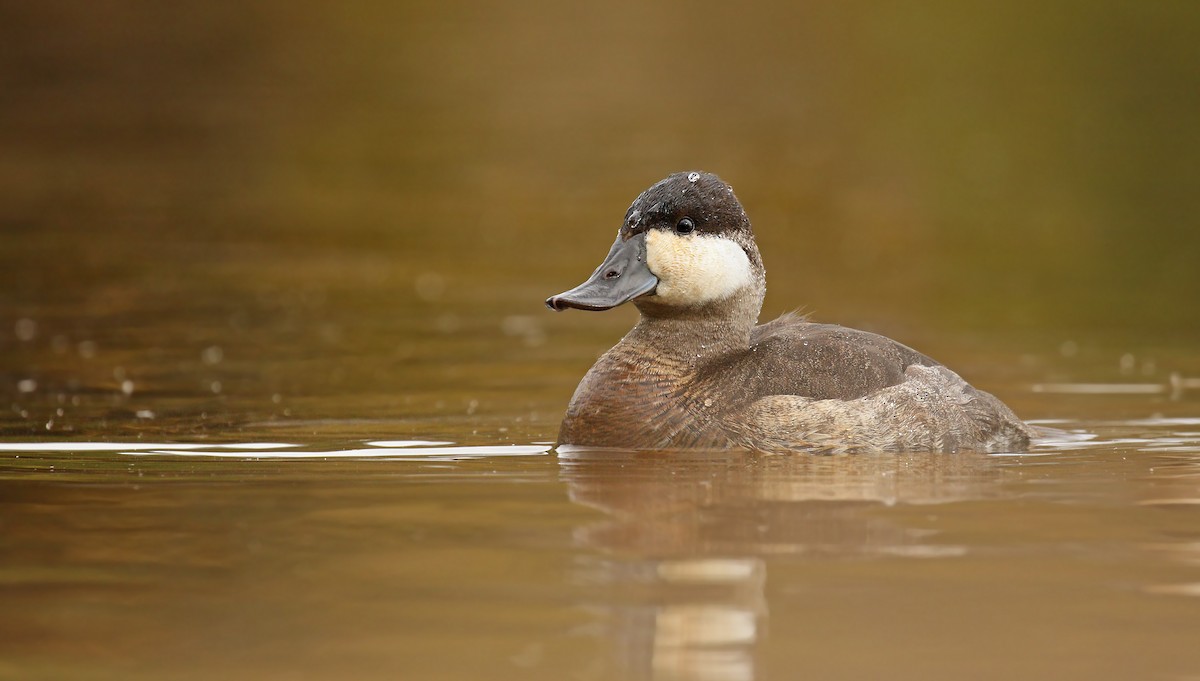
[625,283,764,366]
[558,276,764,449]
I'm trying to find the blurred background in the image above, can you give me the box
[1,1,1198,438]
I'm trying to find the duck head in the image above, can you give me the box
[546,171,765,321]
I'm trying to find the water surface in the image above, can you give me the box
[3,422,1200,680]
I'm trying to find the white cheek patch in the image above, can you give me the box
[645,230,753,306]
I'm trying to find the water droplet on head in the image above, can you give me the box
[687,172,700,183]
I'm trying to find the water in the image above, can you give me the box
[3,424,1200,680]
[3,2,1200,680]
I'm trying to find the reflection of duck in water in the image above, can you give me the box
[562,451,770,681]
[560,448,1007,554]
[559,449,1008,680]
[547,172,1032,453]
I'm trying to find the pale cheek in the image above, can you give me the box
[645,231,752,305]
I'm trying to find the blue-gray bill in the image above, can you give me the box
[546,232,658,311]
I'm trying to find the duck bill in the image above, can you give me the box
[546,232,658,311]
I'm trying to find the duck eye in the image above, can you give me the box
[675,217,695,234]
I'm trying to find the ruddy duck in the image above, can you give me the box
[546,171,1032,453]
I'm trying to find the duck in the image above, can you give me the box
[545,171,1033,453]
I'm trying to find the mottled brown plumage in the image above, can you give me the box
[548,172,1033,453]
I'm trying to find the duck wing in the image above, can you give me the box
[704,313,941,402]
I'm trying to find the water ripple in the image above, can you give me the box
[0,440,550,461]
